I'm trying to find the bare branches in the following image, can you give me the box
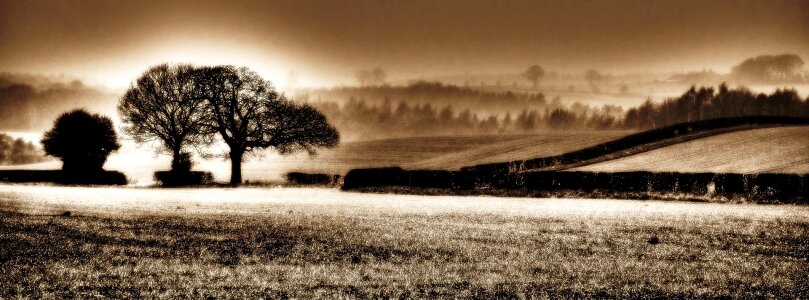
[118,64,214,171]
[134,64,341,184]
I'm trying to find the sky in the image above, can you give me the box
[1,0,808,88]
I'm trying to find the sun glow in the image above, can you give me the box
[96,40,293,90]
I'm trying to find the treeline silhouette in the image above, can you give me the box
[0,76,114,130]
[624,84,809,129]
[310,98,625,140]
[0,133,43,165]
[306,81,554,114]
[305,82,809,139]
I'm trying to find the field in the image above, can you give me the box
[1,184,808,298]
[404,131,630,170]
[574,126,809,173]
[2,132,631,185]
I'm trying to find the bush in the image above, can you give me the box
[286,172,336,185]
[41,109,120,174]
[407,170,454,188]
[342,167,408,190]
[0,170,127,185]
[154,171,213,187]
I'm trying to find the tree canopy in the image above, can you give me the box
[118,64,214,171]
[731,54,805,83]
[196,65,338,184]
[522,65,545,88]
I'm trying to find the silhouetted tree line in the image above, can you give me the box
[623,84,809,129]
[730,54,805,83]
[0,133,43,165]
[309,97,625,140]
[306,81,554,115]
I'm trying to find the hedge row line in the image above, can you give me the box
[342,168,808,203]
[0,170,128,185]
[154,171,213,187]
[461,116,809,177]
[514,171,807,202]
[286,172,341,185]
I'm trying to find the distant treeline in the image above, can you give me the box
[624,84,809,129]
[306,82,809,139]
[306,81,554,114]
[0,133,44,165]
[305,81,625,139]
[310,98,625,140]
[0,78,115,131]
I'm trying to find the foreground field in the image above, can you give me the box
[1,184,807,298]
[574,126,809,173]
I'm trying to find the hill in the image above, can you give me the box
[280,133,625,177]
[404,131,631,170]
[572,126,809,174]
[461,116,809,175]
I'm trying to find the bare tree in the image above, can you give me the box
[522,65,545,89]
[118,64,214,172]
[196,65,340,185]
[370,67,387,85]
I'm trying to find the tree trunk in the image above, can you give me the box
[229,150,243,185]
[171,148,181,171]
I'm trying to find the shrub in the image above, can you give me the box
[154,171,213,187]
[41,109,120,174]
[342,167,407,190]
[286,172,335,185]
[407,170,454,188]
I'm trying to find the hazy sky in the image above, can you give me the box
[2,0,808,88]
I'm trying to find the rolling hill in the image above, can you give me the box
[283,132,630,175]
[572,126,809,174]
[403,131,631,170]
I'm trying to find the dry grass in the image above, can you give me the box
[575,126,809,174]
[1,185,808,298]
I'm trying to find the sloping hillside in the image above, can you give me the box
[404,131,631,170]
[572,126,809,174]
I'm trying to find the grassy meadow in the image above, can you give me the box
[1,185,808,298]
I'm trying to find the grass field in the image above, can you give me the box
[1,184,807,298]
[404,131,631,170]
[574,126,809,173]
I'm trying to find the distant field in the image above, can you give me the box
[574,126,809,173]
[0,185,807,298]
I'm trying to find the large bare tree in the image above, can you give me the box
[196,65,339,184]
[118,64,214,171]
